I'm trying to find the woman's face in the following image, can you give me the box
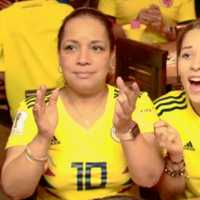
[59,16,114,94]
[178,29,200,104]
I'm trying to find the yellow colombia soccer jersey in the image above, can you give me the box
[98,0,196,43]
[7,85,159,200]
[0,0,73,119]
[154,90,200,199]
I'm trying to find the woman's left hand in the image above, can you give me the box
[113,77,140,133]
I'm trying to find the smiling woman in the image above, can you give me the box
[1,8,164,200]
[154,19,200,199]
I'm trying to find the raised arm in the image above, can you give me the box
[1,86,59,199]
[113,77,163,188]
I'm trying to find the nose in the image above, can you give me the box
[77,47,91,66]
[191,56,200,71]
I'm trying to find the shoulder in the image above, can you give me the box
[153,90,187,117]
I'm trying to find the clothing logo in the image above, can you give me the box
[11,111,27,135]
[140,108,153,113]
[50,136,60,145]
[183,141,195,151]
[160,0,173,7]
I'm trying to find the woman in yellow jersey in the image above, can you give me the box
[98,0,196,44]
[154,19,200,199]
[1,8,164,200]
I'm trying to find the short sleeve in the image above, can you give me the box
[98,0,116,17]
[178,0,196,22]
[6,99,38,148]
[132,92,159,133]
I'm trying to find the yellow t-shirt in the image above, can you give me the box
[154,90,200,199]
[98,0,196,43]
[0,0,73,119]
[7,85,159,200]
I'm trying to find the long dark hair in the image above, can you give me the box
[177,19,200,58]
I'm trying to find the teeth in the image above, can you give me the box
[190,77,200,82]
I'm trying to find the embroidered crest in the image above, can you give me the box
[11,111,28,134]
[161,0,173,7]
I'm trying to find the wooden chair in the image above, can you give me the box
[115,38,168,100]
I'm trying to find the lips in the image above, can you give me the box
[74,71,94,79]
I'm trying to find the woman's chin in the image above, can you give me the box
[187,87,200,104]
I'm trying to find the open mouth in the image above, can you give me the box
[189,77,200,92]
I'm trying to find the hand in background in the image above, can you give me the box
[154,120,183,162]
[113,77,140,133]
[0,0,12,10]
[137,4,164,34]
[33,86,59,140]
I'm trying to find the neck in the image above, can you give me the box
[191,101,200,116]
[61,85,108,106]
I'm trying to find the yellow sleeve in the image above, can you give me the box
[98,0,116,17]
[178,0,196,22]
[132,92,159,133]
[6,99,38,148]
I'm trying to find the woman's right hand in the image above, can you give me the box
[154,120,184,162]
[33,86,59,140]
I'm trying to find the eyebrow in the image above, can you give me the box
[63,39,105,44]
[181,45,192,50]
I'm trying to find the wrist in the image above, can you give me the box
[114,121,140,142]
[162,24,176,39]
[164,154,185,177]
[36,134,52,145]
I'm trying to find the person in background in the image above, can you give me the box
[1,8,164,200]
[98,0,196,44]
[0,0,73,120]
[0,0,13,10]
[154,19,200,199]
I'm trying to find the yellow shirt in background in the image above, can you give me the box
[98,0,196,43]
[0,0,73,119]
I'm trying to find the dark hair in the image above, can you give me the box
[177,19,200,58]
[57,7,115,51]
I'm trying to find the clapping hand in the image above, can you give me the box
[33,86,59,140]
[113,77,140,133]
[137,4,164,34]
[154,120,183,162]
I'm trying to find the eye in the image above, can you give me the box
[91,45,105,53]
[63,44,77,52]
[181,52,192,60]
